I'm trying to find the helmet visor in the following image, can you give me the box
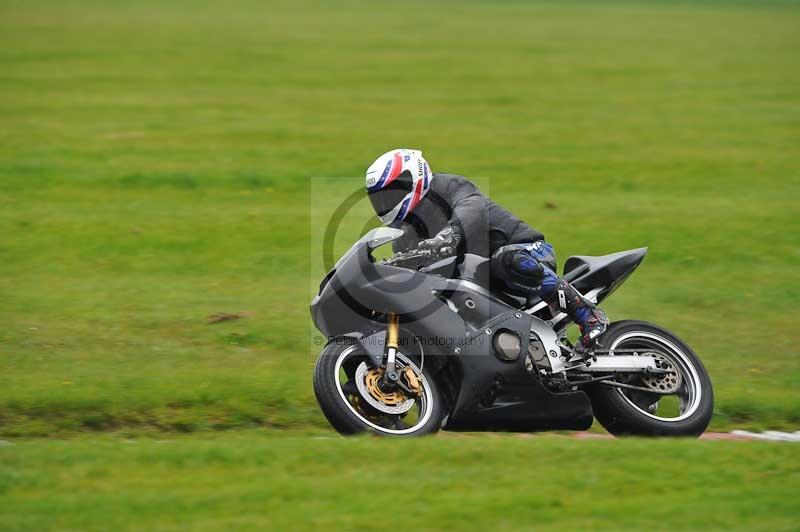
[367,170,413,217]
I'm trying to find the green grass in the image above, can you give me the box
[0,0,799,437]
[1,1,798,529]
[1,432,798,531]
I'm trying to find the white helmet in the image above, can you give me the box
[365,149,432,227]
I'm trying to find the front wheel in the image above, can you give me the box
[313,341,445,436]
[587,320,714,437]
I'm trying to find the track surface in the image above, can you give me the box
[570,430,800,441]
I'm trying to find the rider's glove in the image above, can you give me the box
[417,226,462,257]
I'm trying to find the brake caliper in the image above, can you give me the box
[402,366,422,395]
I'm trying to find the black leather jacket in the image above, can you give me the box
[392,173,545,257]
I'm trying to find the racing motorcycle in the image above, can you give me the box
[311,227,713,437]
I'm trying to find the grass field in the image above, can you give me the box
[2,432,799,531]
[2,0,799,528]
[1,0,798,436]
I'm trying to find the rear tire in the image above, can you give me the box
[587,320,714,437]
[313,341,445,436]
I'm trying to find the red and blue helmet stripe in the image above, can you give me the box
[368,151,404,191]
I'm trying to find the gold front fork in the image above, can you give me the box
[385,313,400,381]
[384,313,421,395]
[386,313,400,350]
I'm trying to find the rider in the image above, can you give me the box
[365,148,609,348]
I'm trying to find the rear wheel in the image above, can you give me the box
[587,320,714,437]
[313,341,445,436]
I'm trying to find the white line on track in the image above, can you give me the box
[729,430,800,442]
[569,431,800,441]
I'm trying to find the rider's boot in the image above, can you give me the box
[543,279,609,348]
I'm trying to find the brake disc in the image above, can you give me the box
[354,362,415,415]
[640,352,682,394]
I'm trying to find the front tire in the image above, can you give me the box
[313,341,445,436]
[588,320,714,437]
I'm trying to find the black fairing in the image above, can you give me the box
[564,247,648,304]
[311,242,466,353]
[443,313,593,432]
[311,230,645,433]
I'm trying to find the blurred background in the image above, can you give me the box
[1,0,798,529]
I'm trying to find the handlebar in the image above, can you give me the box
[380,246,455,270]
[380,248,436,268]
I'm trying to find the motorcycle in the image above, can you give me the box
[310,227,713,437]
